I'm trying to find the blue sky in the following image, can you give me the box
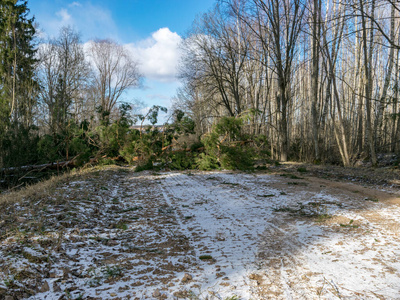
[28,0,216,121]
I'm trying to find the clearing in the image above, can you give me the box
[0,166,399,299]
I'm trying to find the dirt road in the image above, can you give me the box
[0,167,399,299]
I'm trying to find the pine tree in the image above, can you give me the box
[0,0,38,167]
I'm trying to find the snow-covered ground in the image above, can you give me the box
[0,168,399,299]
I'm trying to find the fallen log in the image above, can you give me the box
[0,160,77,175]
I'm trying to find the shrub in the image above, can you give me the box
[2,124,40,167]
[190,141,204,151]
[168,151,196,170]
[37,134,60,163]
[220,145,254,171]
[135,159,154,172]
[196,153,220,170]
[198,116,257,171]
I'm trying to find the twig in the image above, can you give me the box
[18,165,49,182]
[7,182,24,191]
[324,277,342,299]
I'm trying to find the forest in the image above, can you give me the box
[1,1,400,299]
[1,0,400,183]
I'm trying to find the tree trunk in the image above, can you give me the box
[311,0,321,162]
[360,0,377,166]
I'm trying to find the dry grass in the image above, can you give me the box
[0,165,198,299]
[269,162,400,188]
[0,165,123,205]
[0,165,127,240]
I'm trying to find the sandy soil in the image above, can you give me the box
[0,167,399,299]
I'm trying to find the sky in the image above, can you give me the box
[28,0,216,122]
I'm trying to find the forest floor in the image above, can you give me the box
[0,164,400,299]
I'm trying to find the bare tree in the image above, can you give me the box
[248,0,306,161]
[179,0,400,165]
[38,26,89,135]
[181,6,250,118]
[88,39,141,124]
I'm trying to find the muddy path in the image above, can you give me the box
[0,167,399,299]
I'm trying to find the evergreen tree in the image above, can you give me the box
[0,0,38,167]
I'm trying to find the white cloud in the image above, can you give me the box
[56,8,71,23]
[41,3,118,41]
[69,2,82,7]
[127,28,182,83]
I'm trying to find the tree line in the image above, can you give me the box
[0,0,269,179]
[0,0,145,171]
[177,0,400,166]
[2,0,400,177]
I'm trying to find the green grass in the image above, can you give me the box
[280,173,304,179]
[103,265,123,278]
[115,223,128,230]
[339,219,359,228]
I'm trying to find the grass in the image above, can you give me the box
[89,236,108,242]
[280,173,304,179]
[22,251,49,264]
[0,165,118,208]
[287,181,308,186]
[315,213,331,222]
[4,276,15,288]
[273,202,331,221]
[0,165,134,239]
[273,206,299,213]
[103,265,123,278]
[115,223,128,230]
[297,167,308,173]
[339,219,359,228]
[183,289,239,300]
[86,265,123,288]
